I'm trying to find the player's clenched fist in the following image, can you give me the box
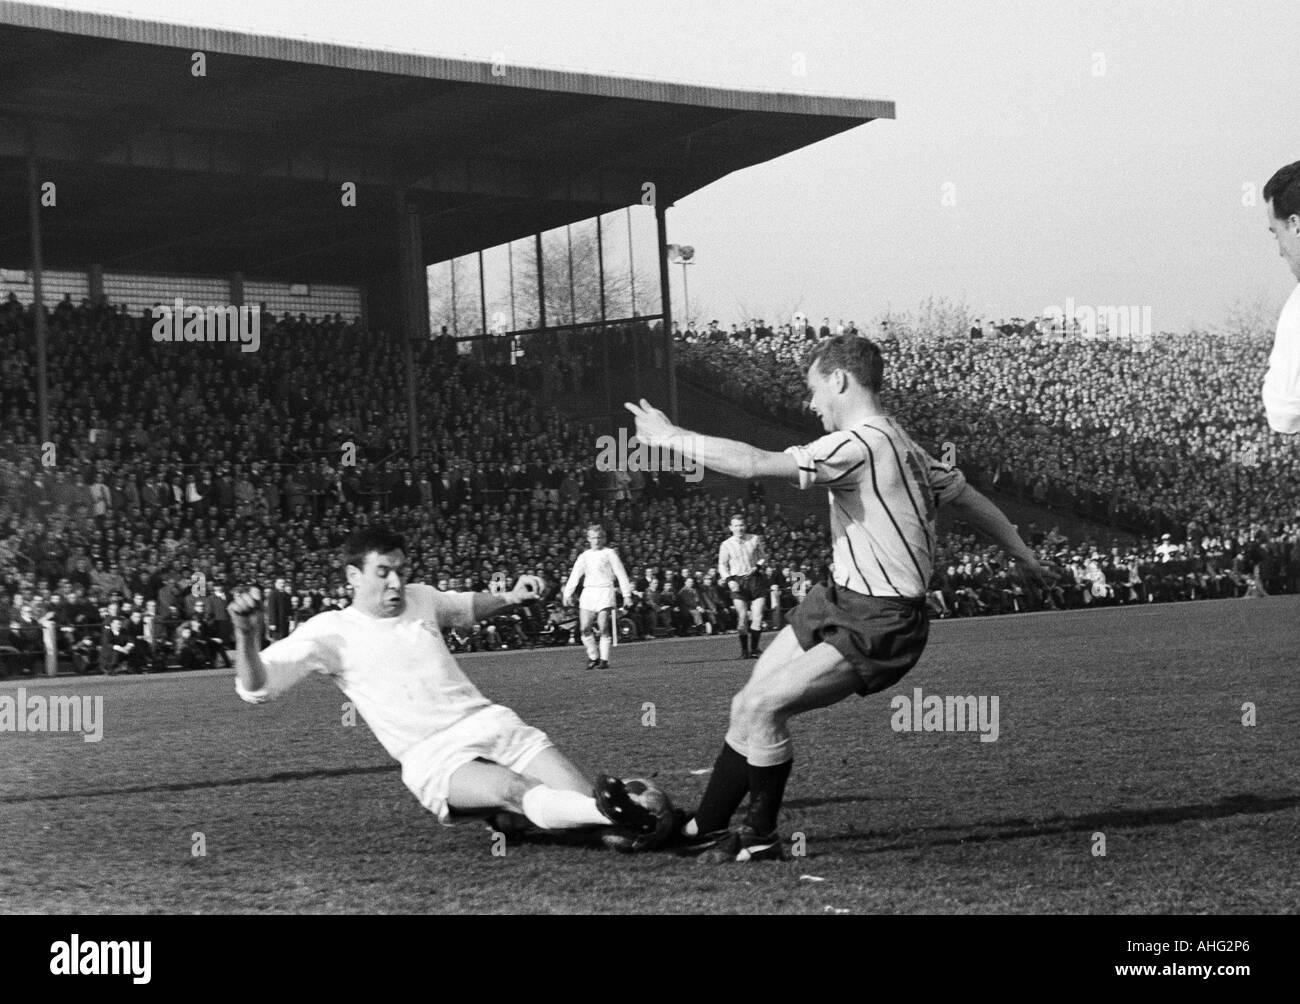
[507,574,545,606]
[228,586,264,636]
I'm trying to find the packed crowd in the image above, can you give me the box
[3,291,1294,677]
[0,293,798,673]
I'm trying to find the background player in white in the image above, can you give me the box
[561,524,633,670]
[228,526,657,840]
[627,336,1048,862]
[1261,159,1300,434]
[718,515,767,659]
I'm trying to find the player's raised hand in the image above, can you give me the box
[624,398,677,447]
[228,586,264,636]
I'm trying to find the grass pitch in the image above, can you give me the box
[2,596,1296,914]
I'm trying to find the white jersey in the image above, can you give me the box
[235,584,489,765]
[785,416,967,599]
[563,547,632,601]
[718,533,765,580]
[1262,283,1300,434]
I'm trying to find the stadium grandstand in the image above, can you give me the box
[1,2,1296,680]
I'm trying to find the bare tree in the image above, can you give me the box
[427,258,473,337]
[1218,291,1284,340]
[875,295,971,340]
[510,228,655,328]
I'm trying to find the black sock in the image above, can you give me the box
[749,628,761,651]
[739,631,750,656]
[692,743,752,834]
[744,758,793,835]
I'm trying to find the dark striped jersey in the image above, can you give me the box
[718,533,766,580]
[784,417,967,598]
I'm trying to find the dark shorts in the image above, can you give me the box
[788,581,930,696]
[727,571,768,603]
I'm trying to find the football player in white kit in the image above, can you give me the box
[1262,159,1300,434]
[227,526,658,841]
[561,524,633,670]
[718,515,768,659]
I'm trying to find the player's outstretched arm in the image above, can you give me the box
[944,485,1047,579]
[229,587,269,695]
[624,399,797,481]
[470,578,543,622]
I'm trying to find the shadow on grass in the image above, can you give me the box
[805,791,1300,854]
[0,763,394,805]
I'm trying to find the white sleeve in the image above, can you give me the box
[422,584,476,630]
[608,549,633,598]
[236,616,339,704]
[563,553,586,596]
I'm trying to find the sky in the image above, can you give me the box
[40,0,1300,332]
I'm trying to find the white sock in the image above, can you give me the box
[583,633,599,660]
[598,635,611,661]
[519,785,609,829]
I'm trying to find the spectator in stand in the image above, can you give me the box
[100,615,136,675]
[265,577,293,644]
[6,603,45,675]
[674,576,707,635]
[203,582,234,667]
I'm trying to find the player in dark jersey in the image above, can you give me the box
[626,336,1048,862]
[718,515,767,658]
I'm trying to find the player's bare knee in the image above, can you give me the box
[497,773,535,814]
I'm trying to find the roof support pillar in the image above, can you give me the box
[534,232,546,330]
[655,200,678,424]
[27,154,49,446]
[395,196,428,460]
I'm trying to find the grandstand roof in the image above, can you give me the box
[0,2,893,283]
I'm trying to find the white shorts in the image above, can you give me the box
[579,587,617,612]
[399,704,555,825]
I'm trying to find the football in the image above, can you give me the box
[600,778,677,853]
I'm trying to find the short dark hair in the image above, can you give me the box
[342,527,406,571]
[1264,160,1300,221]
[804,335,885,394]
